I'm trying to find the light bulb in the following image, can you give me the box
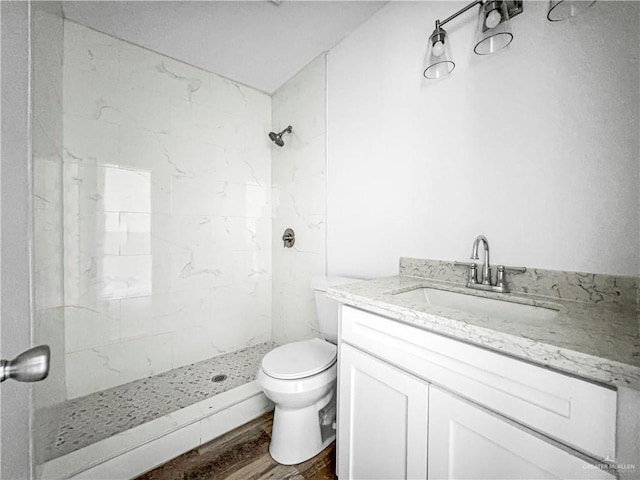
[485,9,502,29]
[432,40,445,57]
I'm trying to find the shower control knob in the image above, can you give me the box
[282,228,295,248]
[0,345,50,383]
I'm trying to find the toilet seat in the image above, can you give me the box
[262,338,337,380]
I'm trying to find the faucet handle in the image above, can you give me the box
[454,261,478,284]
[495,266,512,292]
[454,261,475,267]
[495,265,526,292]
[469,264,478,284]
[496,265,507,290]
[502,265,526,273]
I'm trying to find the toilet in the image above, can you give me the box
[257,276,358,465]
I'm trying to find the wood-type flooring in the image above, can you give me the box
[136,412,337,480]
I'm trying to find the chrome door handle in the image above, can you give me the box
[0,345,50,383]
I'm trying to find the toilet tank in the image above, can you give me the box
[310,276,359,344]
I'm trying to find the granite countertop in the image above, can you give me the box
[328,274,640,390]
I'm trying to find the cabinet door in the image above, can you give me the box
[338,344,429,480]
[428,386,615,480]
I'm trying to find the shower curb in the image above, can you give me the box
[36,382,273,479]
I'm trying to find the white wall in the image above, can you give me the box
[272,55,327,344]
[61,22,273,397]
[1,2,33,477]
[327,1,640,277]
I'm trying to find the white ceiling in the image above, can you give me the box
[62,1,387,94]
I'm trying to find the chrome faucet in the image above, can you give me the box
[454,235,526,293]
[470,235,491,285]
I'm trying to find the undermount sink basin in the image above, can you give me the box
[393,287,559,323]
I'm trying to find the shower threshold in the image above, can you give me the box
[36,341,276,479]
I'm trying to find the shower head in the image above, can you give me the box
[268,126,292,147]
[269,131,284,147]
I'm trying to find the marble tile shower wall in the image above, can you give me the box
[62,22,272,398]
[271,55,327,344]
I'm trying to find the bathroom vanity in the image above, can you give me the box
[328,258,640,480]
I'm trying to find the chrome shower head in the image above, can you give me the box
[268,126,292,147]
[269,131,285,147]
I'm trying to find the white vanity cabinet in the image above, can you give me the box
[338,344,428,480]
[337,305,618,480]
[428,387,613,480]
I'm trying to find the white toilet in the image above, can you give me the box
[257,276,357,465]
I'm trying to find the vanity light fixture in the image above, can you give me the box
[547,0,596,21]
[424,21,455,79]
[474,1,514,55]
[424,0,596,79]
[423,0,523,79]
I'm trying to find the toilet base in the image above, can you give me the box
[268,392,336,465]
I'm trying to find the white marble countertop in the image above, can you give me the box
[328,275,640,390]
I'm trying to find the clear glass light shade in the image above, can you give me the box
[474,1,513,55]
[423,28,455,79]
[547,0,596,21]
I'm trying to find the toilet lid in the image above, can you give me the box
[262,338,337,380]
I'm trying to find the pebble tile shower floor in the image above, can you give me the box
[40,341,277,462]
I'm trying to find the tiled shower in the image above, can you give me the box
[31,6,327,476]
